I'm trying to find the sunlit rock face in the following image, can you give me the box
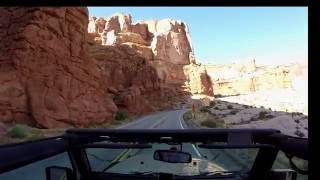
[89,13,213,97]
[205,60,305,96]
[0,7,118,128]
[89,16,194,66]
[205,61,308,116]
[0,8,213,128]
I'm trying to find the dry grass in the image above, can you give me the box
[6,124,46,140]
[183,110,227,128]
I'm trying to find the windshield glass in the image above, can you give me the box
[86,142,258,176]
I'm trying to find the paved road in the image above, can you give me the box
[0,109,255,179]
[119,109,188,129]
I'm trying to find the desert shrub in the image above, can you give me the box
[209,101,216,107]
[115,111,128,121]
[214,106,219,110]
[294,130,304,138]
[201,120,217,128]
[258,111,268,120]
[292,112,303,116]
[202,114,226,128]
[7,124,29,138]
[200,116,226,128]
[183,111,193,121]
[294,119,300,124]
[265,114,275,119]
[243,105,249,108]
[200,107,210,113]
[230,110,239,115]
[227,105,233,109]
[111,120,122,125]
[215,94,223,98]
[27,132,46,140]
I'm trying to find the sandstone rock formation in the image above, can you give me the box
[205,60,306,96]
[0,7,117,128]
[0,8,213,128]
[88,13,213,96]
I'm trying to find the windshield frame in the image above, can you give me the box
[0,129,294,179]
[83,141,270,177]
[62,129,284,179]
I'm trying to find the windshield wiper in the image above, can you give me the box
[103,172,157,177]
[195,171,241,178]
[129,171,157,175]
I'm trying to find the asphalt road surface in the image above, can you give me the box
[0,109,255,179]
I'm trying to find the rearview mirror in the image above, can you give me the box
[153,150,192,163]
[45,166,73,180]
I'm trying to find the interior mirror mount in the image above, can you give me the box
[45,166,74,180]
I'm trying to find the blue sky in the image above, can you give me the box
[88,7,308,65]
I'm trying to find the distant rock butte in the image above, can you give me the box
[0,8,213,128]
[205,59,307,96]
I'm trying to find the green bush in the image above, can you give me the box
[115,111,128,121]
[201,120,217,128]
[200,107,210,113]
[7,124,29,139]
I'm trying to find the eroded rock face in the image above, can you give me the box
[206,60,306,96]
[89,15,194,65]
[88,43,174,114]
[147,19,193,65]
[0,8,213,128]
[184,64,214,96]
[0,7,117,128]
[89,13,213,96]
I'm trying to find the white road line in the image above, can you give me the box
[178,110,185,129]
[118,112,163,129]
[148,116,167,129]
[178,110,202,158]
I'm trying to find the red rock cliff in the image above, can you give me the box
[0,7,117,128]
[88,13,213,96]
[0,8,213,128]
